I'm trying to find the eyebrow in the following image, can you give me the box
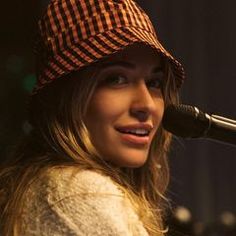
[99,60,163,73]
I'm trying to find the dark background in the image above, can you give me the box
[1,0,236,234]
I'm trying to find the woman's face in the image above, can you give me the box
[85,44,165,168]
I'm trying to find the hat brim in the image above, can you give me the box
[33,26,185,94]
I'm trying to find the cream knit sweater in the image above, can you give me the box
[21,167,149,235]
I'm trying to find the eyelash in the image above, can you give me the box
[100,74,164,90]
[99,74,128,87]
[146,78,163,90]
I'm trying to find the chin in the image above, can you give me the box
[99,145,150,168]
[112,153,149,168]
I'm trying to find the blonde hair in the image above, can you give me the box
[0,52,179,236]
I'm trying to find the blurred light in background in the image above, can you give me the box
[220,211,236,228]
[23,74,36,92]
[167,206,236,236]
[174,206,192,223]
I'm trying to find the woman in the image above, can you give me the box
[0,0,185,235]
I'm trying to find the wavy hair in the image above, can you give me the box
[0,49,179,236]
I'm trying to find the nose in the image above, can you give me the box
[130,81,158,122]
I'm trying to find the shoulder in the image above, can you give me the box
[24,166,125,213]
[22,167,148,235]
[35,167,123,197]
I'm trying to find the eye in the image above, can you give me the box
[146,78,163,90]
[101,74,128,87]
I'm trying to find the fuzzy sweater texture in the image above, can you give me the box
[21,167,149,235]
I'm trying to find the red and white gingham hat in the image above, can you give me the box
[34,0,185,93]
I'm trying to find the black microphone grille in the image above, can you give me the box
[162,104,208,138]
[165,104,197,118]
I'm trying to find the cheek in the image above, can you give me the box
[153,97,165,124]
[87,90,129,122]
[159,99,165,118]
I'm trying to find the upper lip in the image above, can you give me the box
[115,123,153,133]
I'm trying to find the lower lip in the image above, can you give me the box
[119,133,150,145]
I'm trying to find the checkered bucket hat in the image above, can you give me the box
[34,0,185,93]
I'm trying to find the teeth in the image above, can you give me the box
[126,129,149,135]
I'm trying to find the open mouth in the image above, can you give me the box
[115,126,152,145]
[116,128,150,137]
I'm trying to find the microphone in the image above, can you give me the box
[162,104,236,146]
